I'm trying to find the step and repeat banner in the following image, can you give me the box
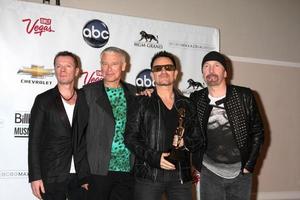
[0,0,219,199]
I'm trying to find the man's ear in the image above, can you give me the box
[75,67,80,77]
[150,71,154,80]
[121,62,126,71]
[174,70,178,79]
[224,70,227,78]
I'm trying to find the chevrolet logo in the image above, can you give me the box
[17,65,54,78]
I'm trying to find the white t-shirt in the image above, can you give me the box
[62,98,76,173]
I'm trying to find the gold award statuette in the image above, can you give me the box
[166,107,188,164]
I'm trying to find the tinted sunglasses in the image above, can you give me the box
[152,64,176,72]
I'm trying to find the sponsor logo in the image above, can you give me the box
[22,17,55,36]
[18,65,54,78]
[0,170,28,179]
[14,111,30,138]
[168,40,215,51]
[134,31,163,49]
[135,69,154,90]
[82,19,110,48]
[181,78,205,96]
[17,65,54,85]
[186,78,205,90]
[81,69,104,85]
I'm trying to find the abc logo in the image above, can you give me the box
[135,69,154,88]
[82,19,110,48]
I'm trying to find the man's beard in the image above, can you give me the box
[205,74,219,86]
[155,82,173,86]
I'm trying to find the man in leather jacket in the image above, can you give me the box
[190,51,264,200]
[125,51,201,200]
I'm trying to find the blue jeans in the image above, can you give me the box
[134,178,192,200]
[200,166,252,200]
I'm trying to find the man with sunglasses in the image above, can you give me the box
[125,51,201,200]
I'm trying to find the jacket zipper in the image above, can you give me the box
[153,99,161,181]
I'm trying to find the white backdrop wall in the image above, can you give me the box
[0,0,219,199]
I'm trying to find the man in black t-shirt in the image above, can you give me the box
[125,51,201,200]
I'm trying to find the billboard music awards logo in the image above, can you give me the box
[17,65,54,85]
[135,69,155,91]
[82,19,110,48]
[14,111,30,138]
[22,17,55,36]
[134,31,163,49]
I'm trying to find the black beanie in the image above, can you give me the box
[201,51,227,71]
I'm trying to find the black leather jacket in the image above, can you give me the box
[190,85,264,172]
[125,90,201,183]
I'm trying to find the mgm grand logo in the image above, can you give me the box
[134,30,163,49]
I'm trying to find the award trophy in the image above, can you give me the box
[166,107,189,165]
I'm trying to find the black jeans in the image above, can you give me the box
[87,171,134,200]
[200,166,253,200]
[134,178,192,200]
[42,174,87,200]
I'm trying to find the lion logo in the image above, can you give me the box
[187,79,205,89]
[139,31,159,43]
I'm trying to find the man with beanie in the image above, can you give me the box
[190,51,264,200]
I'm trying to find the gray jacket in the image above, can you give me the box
[81,80,136,175]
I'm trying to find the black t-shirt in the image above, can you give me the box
[156,98,180,182]
[161,101,178,152]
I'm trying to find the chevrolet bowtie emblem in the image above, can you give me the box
[18,65,54,78]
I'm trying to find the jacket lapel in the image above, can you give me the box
[95,81,114,119]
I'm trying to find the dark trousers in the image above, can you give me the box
[134,178,192,200]
[87,171,134,200]
[42,174,87,200]
[200,166,252,200]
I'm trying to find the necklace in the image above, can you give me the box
[60,90,76,101]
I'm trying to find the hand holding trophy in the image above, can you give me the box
[166,107,189,165]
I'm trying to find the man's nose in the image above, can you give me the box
[208,66,214,73]
[161,66,168,73]
[61,66,66,71]
[107,65,113,71]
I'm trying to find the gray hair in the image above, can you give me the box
[100,46,127,63]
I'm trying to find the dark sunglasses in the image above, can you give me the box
[152,64,176,72]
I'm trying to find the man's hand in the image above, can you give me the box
[31,180,45,199]
[160,153,175,170]
[136,88,154,97]
[172,135,184,148]
[192,168,201,184]
[243,168,250,173]
[81,183,89,190]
